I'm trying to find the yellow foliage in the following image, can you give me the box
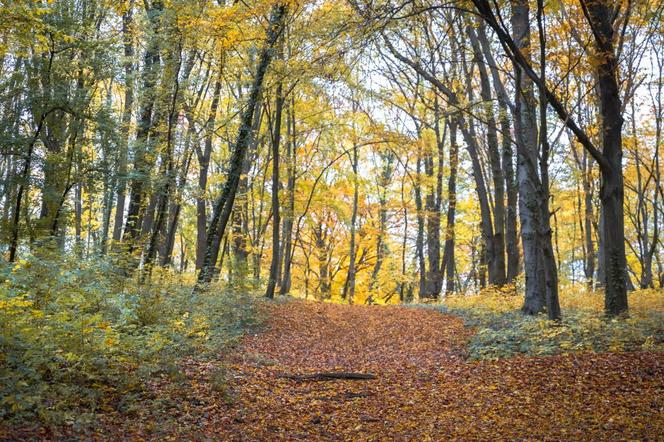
[444,285,664,317]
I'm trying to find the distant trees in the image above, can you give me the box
[0,0,662,314]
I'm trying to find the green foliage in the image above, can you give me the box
[427,288,664,360]
[0,250,257,426]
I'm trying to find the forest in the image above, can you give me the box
[0,0,663,439]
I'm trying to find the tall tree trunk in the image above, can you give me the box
[424,98,444,297]
[415,142,426,299]
[476,23,519,283]
[266,82,285,299]
[196,74,222,269]
[343,141,359,303]
[122,0,163,248]
[510,0,548,315]
[144,39,183,273]
[370,152,394,293]
[468,24,507,287]
[535,0,561,320]
[471,0,629,316]
[279,96,296,294]
[196,4,287,288]
[442,118,458,294]
[580,0,628,315]
[113,0,135,243]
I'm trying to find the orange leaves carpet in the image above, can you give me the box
[213,301,663,441]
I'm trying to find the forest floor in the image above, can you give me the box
[7,299,664,441]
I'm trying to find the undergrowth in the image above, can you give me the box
[429,286,664,360]
[0,249,258,427]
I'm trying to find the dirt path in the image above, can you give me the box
[209,301,663,441]
[11,300,662,441]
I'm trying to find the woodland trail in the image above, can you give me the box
[16,300,663,441]
[210,301,663,441]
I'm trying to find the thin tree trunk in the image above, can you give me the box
[279,95,296,294]
[122,0,163,248]
[196,74,222,269]
[343,141,359,303]
[468,24,507,287]
[415,142,426,299]
[196,4,287,289]
[442,118,458,295]
[266,81,285,299]
[113,0,135,243]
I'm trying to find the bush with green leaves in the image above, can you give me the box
[426,287,664,360]
[0,250,258,426]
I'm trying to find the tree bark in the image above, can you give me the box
[580,0,628,315]
[266,81,285,299]
[113,0,135,243]
[122,0,163,248]
[196,74,222,269]
[343,141,359,304]
[279,96,296,294]
[196,4,287,289]
[441,118,458,295]
[468,24,507,287]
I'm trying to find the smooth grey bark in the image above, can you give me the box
[468,24,507,287]
[509,0,551,315]
[535,0,561,320]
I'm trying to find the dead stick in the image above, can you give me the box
[279,372,377,381]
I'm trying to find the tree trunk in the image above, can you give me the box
[343,141,359,304]
[442,118,458,295]
[266,82,285,299]
[415,143,426,299]
[581,0,628,315]
[468,24,507,287]
[510,0,548,315]
[113,0,135,243]
[196,75,222,269]
[279,96,296,294]
[196,4,287,289]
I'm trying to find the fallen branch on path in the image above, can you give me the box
[279,372,377,381]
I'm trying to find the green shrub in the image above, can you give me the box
[0,250,257,426]
[424,288,664,360]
